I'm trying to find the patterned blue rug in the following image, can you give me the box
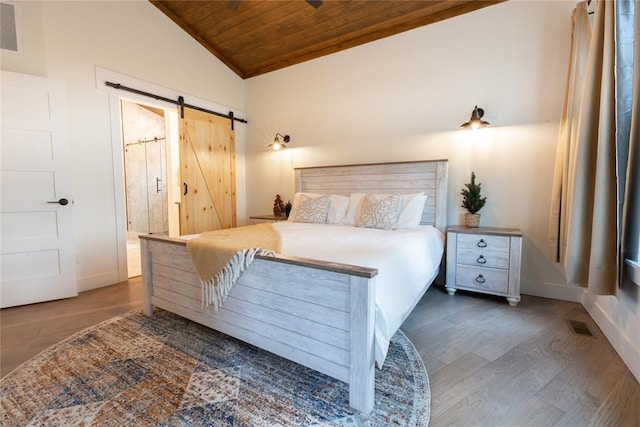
[0,309,430,426]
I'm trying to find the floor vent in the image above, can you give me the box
[566,319,595,337]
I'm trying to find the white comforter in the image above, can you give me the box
[272,222,444,366]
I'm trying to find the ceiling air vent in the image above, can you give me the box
[1,1,20,53]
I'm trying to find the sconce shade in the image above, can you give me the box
[461,106,490,129]
[269,133,291,150]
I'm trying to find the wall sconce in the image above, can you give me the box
[461,106,490,129]
[269,133,290,150]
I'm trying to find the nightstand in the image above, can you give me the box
[248,214,288,224]
[445,226,523,306]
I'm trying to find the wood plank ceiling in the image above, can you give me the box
[151,0,505,79]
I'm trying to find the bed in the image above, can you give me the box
[140,159,448,413]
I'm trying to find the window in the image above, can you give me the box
[617,0,639,285]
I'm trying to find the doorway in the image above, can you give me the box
[120,100,178,278]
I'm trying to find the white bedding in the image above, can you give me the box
[272,222,444,366]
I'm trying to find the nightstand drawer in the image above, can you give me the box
[446,226,522,306]
[456,234,510,269]
[455,265,509,294]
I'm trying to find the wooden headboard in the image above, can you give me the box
[294,160,448,233]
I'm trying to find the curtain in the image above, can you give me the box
[548,1,592,263]
[548,0,637,294]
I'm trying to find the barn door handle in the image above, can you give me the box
[47,198,69,206]
[183,182,188,195]
[156,177,162,193]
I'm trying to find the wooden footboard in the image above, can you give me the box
[140,235,378,413]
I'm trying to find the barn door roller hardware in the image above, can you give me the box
[105,81,247,130]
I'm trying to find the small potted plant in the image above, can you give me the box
[461,172,486,228]
[284,200,292,218]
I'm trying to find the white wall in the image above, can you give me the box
[244,0,639,380]
[245,0,574,285]
[1,1,245,291]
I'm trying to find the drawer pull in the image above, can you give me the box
[477,239,487,248]
[475,274,486,284]
[476,255,487,264]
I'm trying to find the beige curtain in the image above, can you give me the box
[548,0,618,294]
[548,1,592,263]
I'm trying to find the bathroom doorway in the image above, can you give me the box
[120,99,179,278]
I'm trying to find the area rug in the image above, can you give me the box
[0,309,430,426]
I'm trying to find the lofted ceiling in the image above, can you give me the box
[150,0,505,79]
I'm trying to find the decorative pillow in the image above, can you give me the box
[396,193,428,229]
[287,192,322,221]
[290,194,330,223]
[356,194,400,230]
[327,195,350,224]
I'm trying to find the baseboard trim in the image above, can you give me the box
[582,293,640,383]
[520,280,585,302]
[77,271,120,292]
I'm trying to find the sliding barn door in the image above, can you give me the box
[178,108,236,235]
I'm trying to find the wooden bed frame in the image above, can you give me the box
[140,159,448,413]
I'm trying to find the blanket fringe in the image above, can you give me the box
[201,248,275,310]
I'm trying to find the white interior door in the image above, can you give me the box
[1,71,77,308]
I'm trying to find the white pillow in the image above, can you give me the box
[327,195,350,224]
[287,192,322,221]
[343,193,367,226]
[396,193,428,229]
[290,194,329,223]
[356,194,400,230]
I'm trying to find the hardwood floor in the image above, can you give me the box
[1,280,639,426]
[1,277,143,378]
[402,286,640,426]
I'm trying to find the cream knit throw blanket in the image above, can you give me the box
[187,223,281,309]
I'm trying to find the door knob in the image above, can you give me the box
[47,198,69,205]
